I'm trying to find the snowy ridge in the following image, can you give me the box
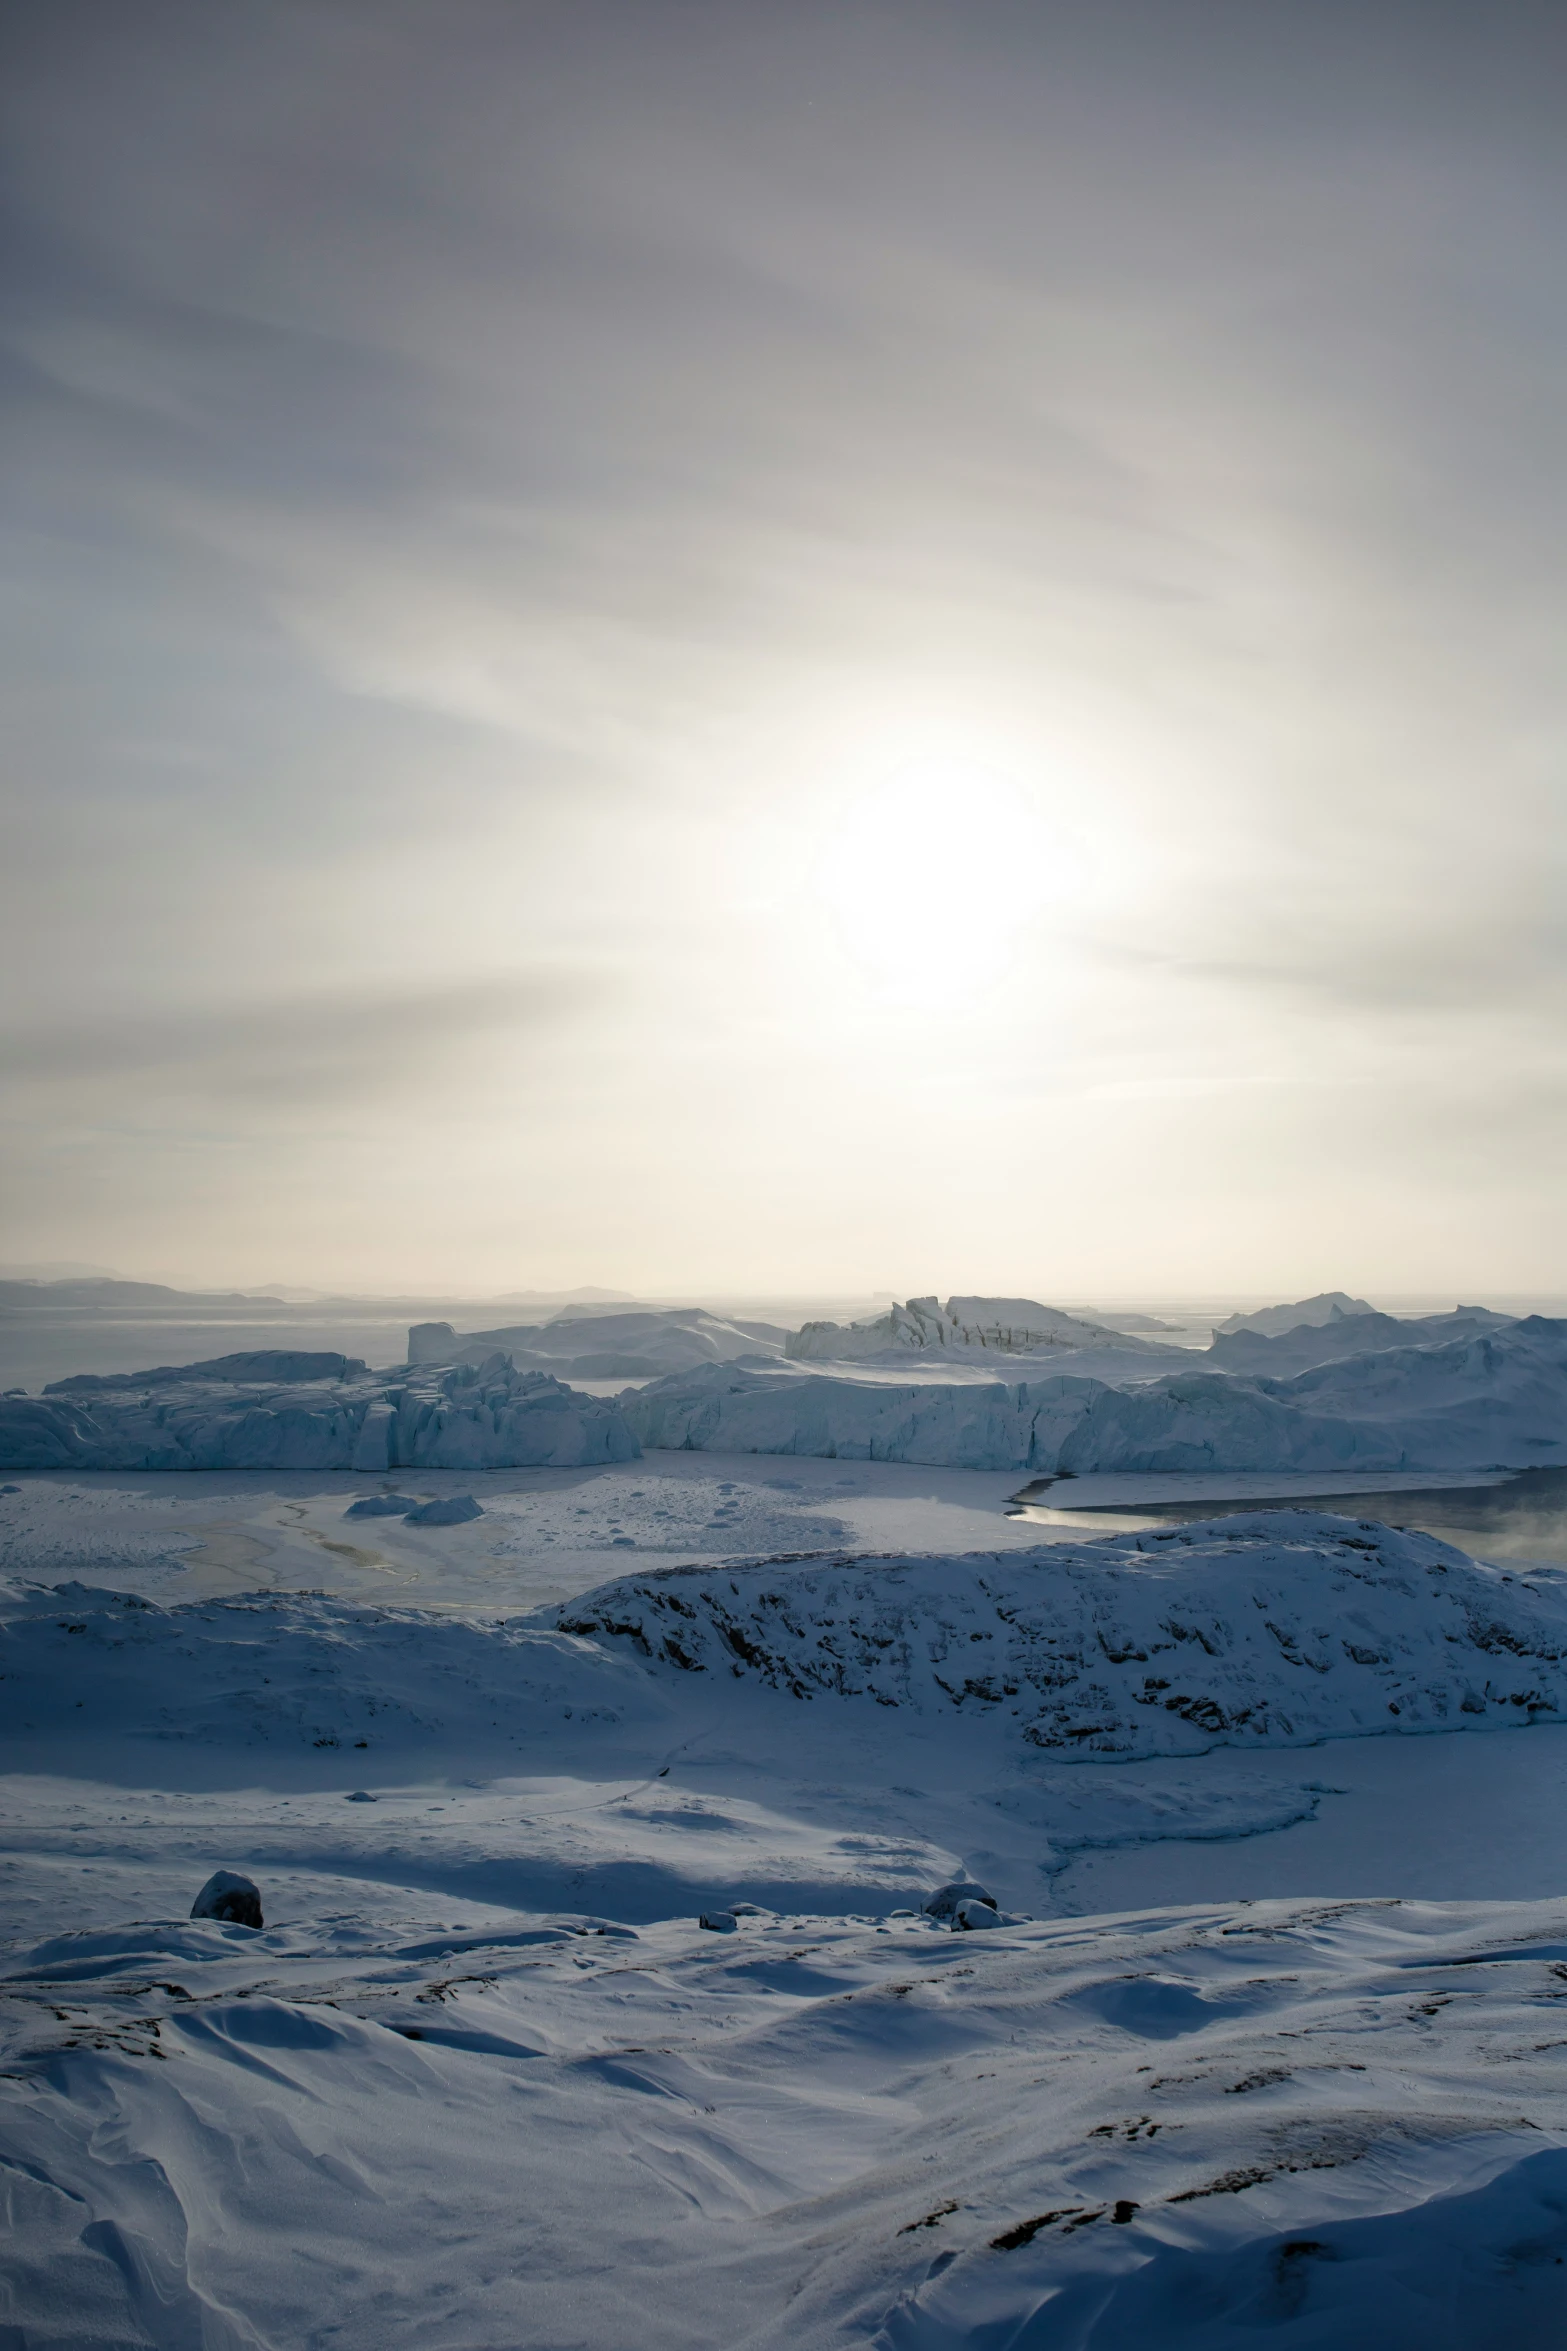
[555,1512,1567,1755]
[8,1513,1566,1768]
[624,1317,1567,1475]
[0,1350,640,1471]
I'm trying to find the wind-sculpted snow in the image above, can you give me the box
[4,1891,1567,2349]
[0,1349,640,1471]
[623,1316,1567,1475]
[557,1512,1567,1756]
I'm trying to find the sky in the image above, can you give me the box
[2,0,1565,1300]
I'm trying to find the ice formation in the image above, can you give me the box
[623,1317,1567,1475]
[0,1350,639,1471]
[1215,1290,1375,1337]
[408,1306,785,1376]
[785,1293,1162,1361]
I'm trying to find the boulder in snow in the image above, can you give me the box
[191,1870,263,1929]
[344,1495,419,1518]
[699,1910,738,1933]
[923,1880,997,1922]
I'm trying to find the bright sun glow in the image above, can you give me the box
[815,758,1064,1007]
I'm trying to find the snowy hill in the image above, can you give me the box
[556,1512,1567,1757]
[0,1350,639,1471]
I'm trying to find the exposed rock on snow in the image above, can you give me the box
[954,1897,1002,1929]
[190,1870,262,1928]
[344,1494,421,1518]
[786,1294,1160,1362]
[555,1511,1567,1757]
[0,1352,640,1471]
[698,1910,737,1932]
[623,1317,1567,1476]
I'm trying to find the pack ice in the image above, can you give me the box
[0,1350,640,1471]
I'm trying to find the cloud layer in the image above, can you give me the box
[2,0,1564,1292]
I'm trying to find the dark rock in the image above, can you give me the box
[191,1870,263,1929]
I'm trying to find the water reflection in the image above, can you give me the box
[1009,1468,1567,1567]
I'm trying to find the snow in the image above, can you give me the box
[11,1450,1567,2341]
[623,1318,1567,1476]
[0,1351,640,1472]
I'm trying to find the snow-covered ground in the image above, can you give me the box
[9,1481,1567,2343]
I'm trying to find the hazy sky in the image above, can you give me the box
[3,0,1565,1297]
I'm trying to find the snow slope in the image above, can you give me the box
[0,1352,639,1472]
[624,1319,1567,1477]
[556,1513,1567,1756]
[6,1872,1567,2344]
[10,1510,1567,2343]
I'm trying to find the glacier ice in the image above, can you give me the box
[0,1350,640,1472]
[785,1293,1165,1361]
[623,1317,1567,1476]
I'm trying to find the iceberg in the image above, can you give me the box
[0,1350,640,1472]
[785,1293,1164,1362]
[622,1318,1567,1476]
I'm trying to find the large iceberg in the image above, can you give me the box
[0,1351,640,1472]
[408,1306,785,1377]
[784,1293,1167,1362]
[623,1318,1567,1476]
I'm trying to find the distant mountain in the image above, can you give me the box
[1215,1290,1375,1338]
[0,1277,293,1319]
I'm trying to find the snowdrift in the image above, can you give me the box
[624,1318,1567,1476]
[0,1350,640,1471]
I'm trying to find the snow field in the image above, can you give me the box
[5,1894,1567,2346]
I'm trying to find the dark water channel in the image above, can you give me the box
[1013,1468,1567,1567]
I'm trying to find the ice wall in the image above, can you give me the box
[624,1318,1567,1475]
[0,1351,640,1471]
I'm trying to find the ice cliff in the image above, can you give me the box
[624,1318,1567,1476]
[0,1351,639,1471]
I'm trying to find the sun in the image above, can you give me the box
[815,757,1060,1006]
